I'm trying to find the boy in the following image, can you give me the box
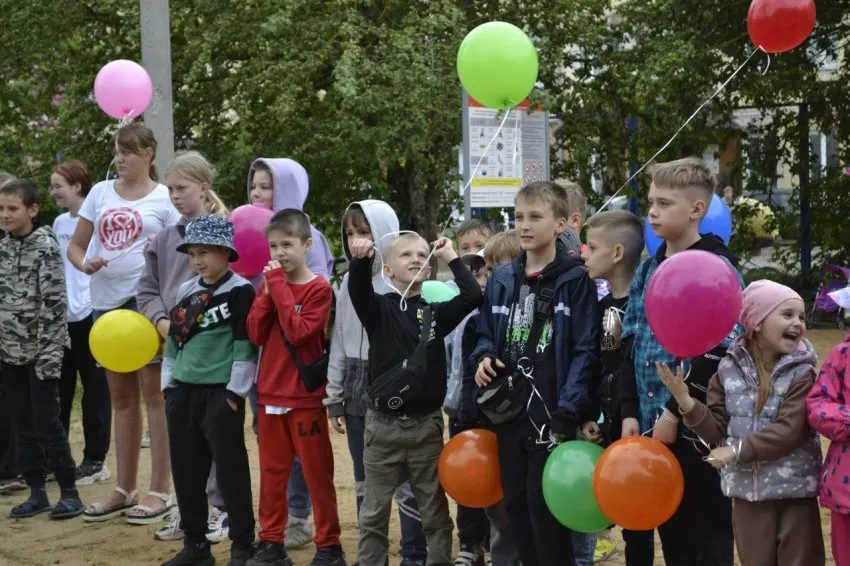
[348,232,482,565]
[245,209,343,566]
[473,181,600,566]
[324,200,428,565]
[161,214,257,566]
[579,211,654,566]
[456,217,496,255]
[621,157,738,565]
[0,179,82,519]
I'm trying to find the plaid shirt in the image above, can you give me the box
[622,255,742,433]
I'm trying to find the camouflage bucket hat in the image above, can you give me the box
[176,214,240,261]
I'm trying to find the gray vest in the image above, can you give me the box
[717,337,821,502]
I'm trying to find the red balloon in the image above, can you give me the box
[439,429,503,508]
[645,250,742,359]
[747,0,816,54]
[593,437,684,531]
[229,204,273,278]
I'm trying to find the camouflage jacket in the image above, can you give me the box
[0,225,68,380]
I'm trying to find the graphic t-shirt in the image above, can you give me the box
[53,212,92,322]
[599,294,628,379]
[79,181,180,310]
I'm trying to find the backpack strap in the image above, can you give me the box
[526,279,557,363]
[639,259,653,291]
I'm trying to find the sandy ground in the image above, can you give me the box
[0,327,845,566]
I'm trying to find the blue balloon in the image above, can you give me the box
[645,194,732,255]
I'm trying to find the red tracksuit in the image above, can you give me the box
[246,268,339,547]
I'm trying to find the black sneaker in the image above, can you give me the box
[228,543,255,566]
[75,459,111,486]
[162,541,215,566]
[246,542,292,566]
[311,545,346,566]
[0,476,26,494]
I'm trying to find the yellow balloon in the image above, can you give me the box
[89,309,160,373]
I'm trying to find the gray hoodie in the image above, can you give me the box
[246,158,335,280]
[324,200,399,416]
[137,218,193,325]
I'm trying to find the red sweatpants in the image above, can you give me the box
[257,406,340,547]
[833,511,850,566]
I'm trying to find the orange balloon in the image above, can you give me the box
[439,429,503,508]
[592,436,684,531]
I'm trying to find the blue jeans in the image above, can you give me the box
[249,385,311,518]
[572,531,597,566]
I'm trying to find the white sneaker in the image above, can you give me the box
[283,517,314,550]
[154,507,184,541]
[205,508,229,544]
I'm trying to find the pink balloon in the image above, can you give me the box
[229,205,274,278]
[93,60,154,119]
[645,250,742,359]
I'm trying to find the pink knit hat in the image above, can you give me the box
[740,280,804,338]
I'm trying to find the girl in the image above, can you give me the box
[659,279,824,566]
[67,123,181,525]
[807,325,850,565]
[51,160,112,485]
[136,150,231,543]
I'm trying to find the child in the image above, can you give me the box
[246,209,343,566]
[51,160,112,486]
[621,157,738,565]
[456,217,496,256]
[348,232,481,565]
[472,181,600,565]
[580,211,654,565]
[0,179,82,519]
[807,317,850,565]
[136,151,232,543]
[660,280,824,566]
[160,214,258,566]
[324,201,427,565]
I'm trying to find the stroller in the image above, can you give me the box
[807,264,850,331]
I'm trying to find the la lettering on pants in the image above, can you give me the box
[358,410,453,566]
[657,437,734,566]
[0,372,20,480]
[0,363,76,488]
[732,497,824,566]
[59,316,111,461]
[166,385,255,547]
[257,406,341,547]
[496,418,574,566]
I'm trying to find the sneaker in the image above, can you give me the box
[75,460,111,486]
[155,508,185,541]
[283,518,313,550]
[206,508,229,544]
[311,545,346,566]
[593,537,617,563]
[229,543,255,566]
[0,476,26,494]
[142,431,151,448]
[46,472,56,483]
[162,541,215,566]
[246,541,292,566]
[454,548,484,566]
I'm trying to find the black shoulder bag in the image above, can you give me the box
[477,281,556,425]
[279,293,336,393]
[366,306,432,414]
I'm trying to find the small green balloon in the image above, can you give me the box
[542,440,611,533]
[457,21,539,109]
[422,280,460,303]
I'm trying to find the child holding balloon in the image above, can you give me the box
[659,280,824,566]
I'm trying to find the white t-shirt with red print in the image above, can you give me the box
[79,180,180,310]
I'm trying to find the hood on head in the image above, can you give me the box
[246,158,309,212]
[340,200,400,264]
[655,233,738,268]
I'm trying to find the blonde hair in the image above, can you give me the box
[585,210,644,269]
[383,232,428,263]
[750,342,773,414]
[166,151,228,217]
[561,181,587,218]
[516,181,570,220]
[483,231,521,266]
[648,157,716,201]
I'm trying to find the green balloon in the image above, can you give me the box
[422,280,460,303]
[542,440,611,533]
[457,21,539,109]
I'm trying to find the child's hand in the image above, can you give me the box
[652,412,679,444]
[155,318,170,339]
[431,237,458,263]
[580,421,602,443]
[226,398,238,412]
[656,362,694,412]
[82,256,108,274]
[350,238,375,259]
[621,417,640,437]
[475,357,504,387]
[263,260,282,273]
[706,446,735,470]
[329,415,346,434]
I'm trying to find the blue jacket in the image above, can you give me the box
[469,251,600,429]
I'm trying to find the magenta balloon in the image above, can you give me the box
[93,60,154,119]
[229,205,274,278]
[645,250,742,359]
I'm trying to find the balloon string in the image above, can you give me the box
[511,108,520,165]
[587,45,768,223]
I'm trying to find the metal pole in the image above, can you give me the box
[140,0,174,181]
[799,102,811,281]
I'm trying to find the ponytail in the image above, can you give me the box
[205,189,229,217]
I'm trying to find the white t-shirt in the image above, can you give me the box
[79,181,180,310]
[53,212,93,322]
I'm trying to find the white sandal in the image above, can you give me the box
[126,491,174,525]
[83,486,139,522]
